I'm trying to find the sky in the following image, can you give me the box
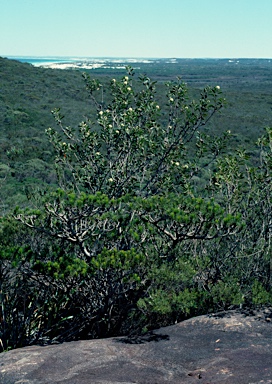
[1,0,272,59]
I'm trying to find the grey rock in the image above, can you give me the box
[1,309,272,383]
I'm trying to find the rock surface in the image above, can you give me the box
[1,308,272,384]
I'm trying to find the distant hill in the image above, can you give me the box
[0,57,272,213]
[0,57,92,212]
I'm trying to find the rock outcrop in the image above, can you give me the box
[0,308,272,383]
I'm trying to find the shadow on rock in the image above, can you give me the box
[115,331,170,344]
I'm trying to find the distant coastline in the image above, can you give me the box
[6,56,167,70]
[5,56,272,71]
[7,56,74,67]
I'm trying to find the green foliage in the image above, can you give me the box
[251,281,272,305]
[0,60,271,351]
[1,57,272,212]
[45,70,225,199]
[209,278,244,308]
[137,256,200,326]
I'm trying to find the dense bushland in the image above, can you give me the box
[0,62,271,352]
[1,57,272,213]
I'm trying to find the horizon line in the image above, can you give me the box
[3,55,272,60]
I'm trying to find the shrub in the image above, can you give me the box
[1,68,270,350]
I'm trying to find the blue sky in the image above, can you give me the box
[1,0,272,58]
